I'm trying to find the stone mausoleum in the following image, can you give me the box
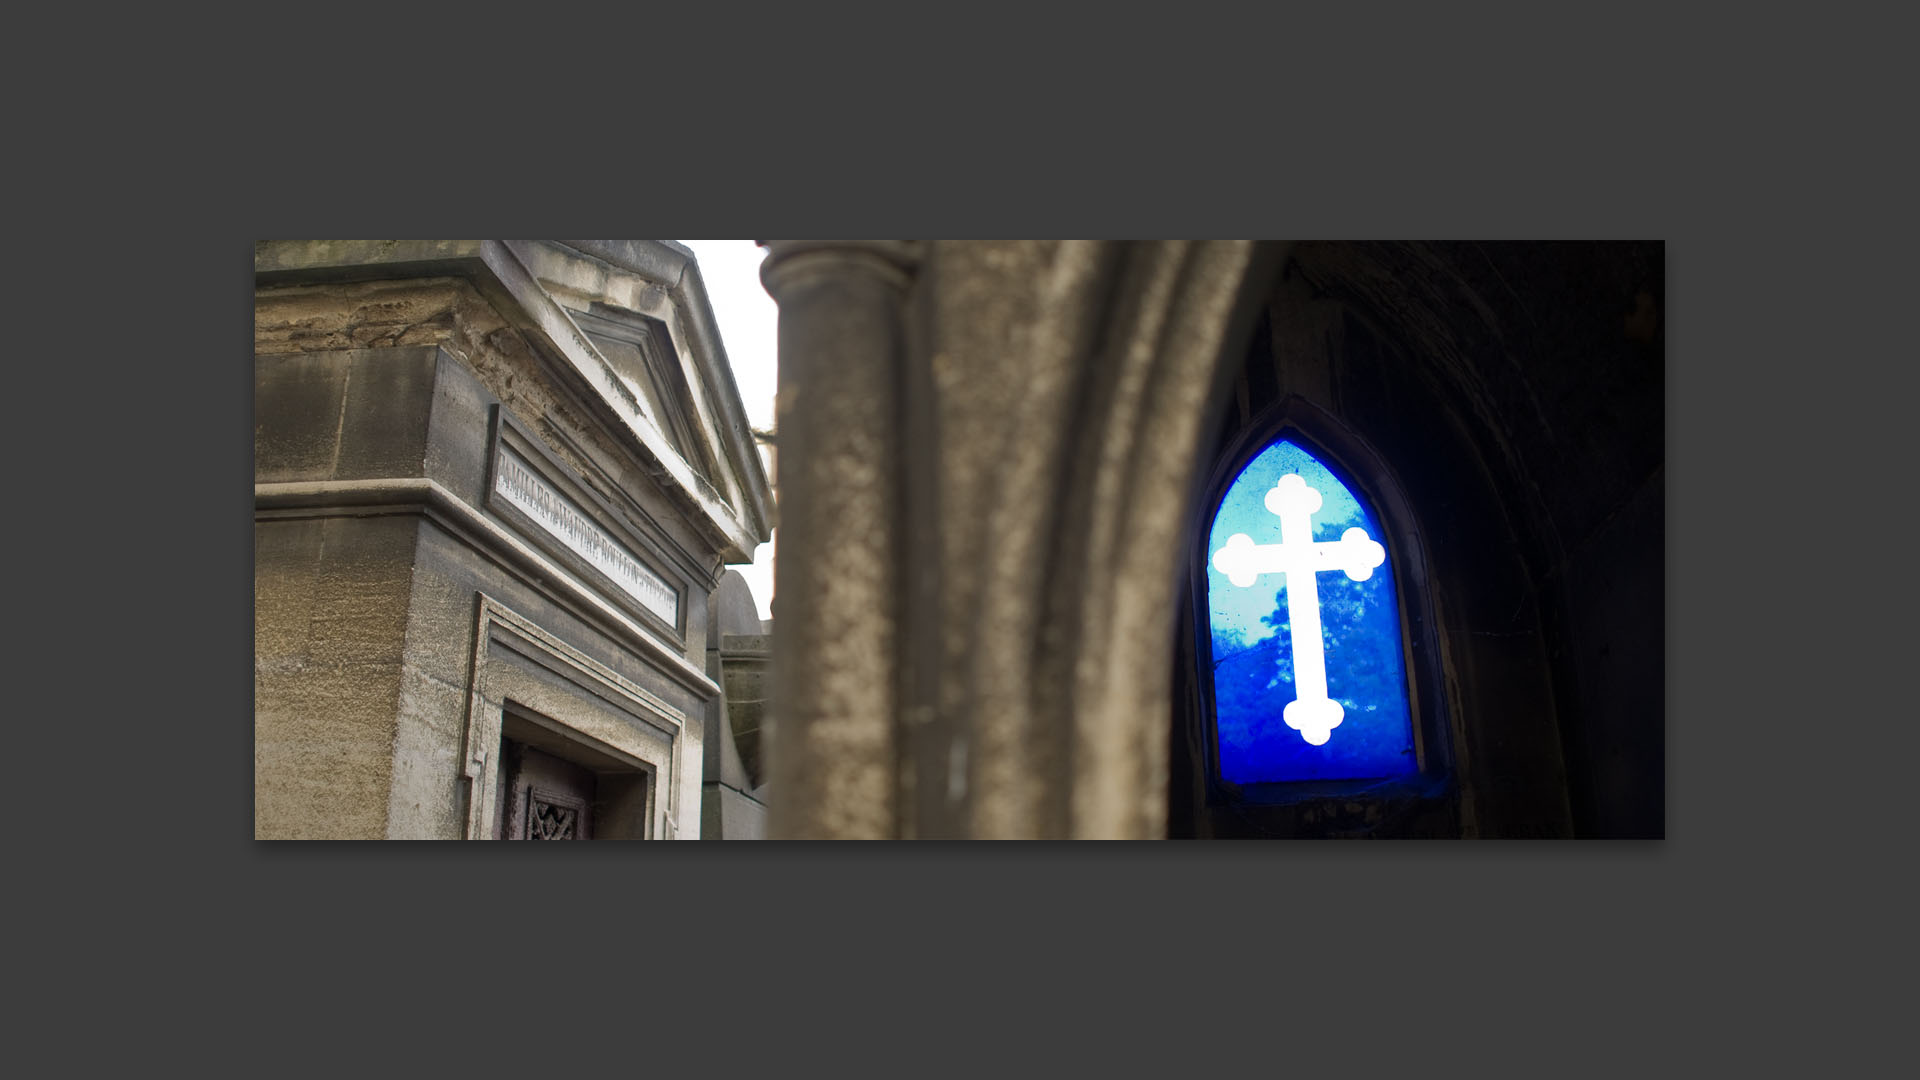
[258,239,1663,840]
[255,240,774,840]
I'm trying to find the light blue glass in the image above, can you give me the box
[1208,439,1417,784]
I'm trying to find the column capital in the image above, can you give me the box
[757,240,923,299]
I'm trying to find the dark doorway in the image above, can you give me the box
[489,704,657,840]
[496,741,597,840]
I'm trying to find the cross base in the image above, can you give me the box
[1283,696,1345,746]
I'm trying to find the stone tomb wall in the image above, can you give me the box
[702,571,770,840]
[256,278,729,839]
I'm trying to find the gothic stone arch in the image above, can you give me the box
[1171,243,1662,838]
[758,240,1661,839]
[760,240,1285,839]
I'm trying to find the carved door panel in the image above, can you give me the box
[497,741,597,840]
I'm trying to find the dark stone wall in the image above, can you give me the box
[255,345,440,484]
[1174,242,1663,838]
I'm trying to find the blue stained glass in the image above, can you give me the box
[1207,439,1417,784]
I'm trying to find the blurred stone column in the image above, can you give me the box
[758,241,919,839]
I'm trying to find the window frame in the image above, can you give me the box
[1188,398,1456,816]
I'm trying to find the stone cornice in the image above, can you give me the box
[254,240,773,563]
[758,240,923,297]
[255,476,721,701]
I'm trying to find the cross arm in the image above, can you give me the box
[1312,528,1387,581]
[1211,527,1385,588]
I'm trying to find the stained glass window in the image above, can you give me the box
[1207,438,1417,785]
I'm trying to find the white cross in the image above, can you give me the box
[1211,473,1387,746]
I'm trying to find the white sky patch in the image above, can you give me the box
[681,240,778,621]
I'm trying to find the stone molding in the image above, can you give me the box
[255,240,773,563]
[759,240,922,296]
[256,477,721,701]
[459,593,689,840]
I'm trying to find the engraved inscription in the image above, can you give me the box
[493,447,679,625]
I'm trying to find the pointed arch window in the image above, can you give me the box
[1206,438,1419,786]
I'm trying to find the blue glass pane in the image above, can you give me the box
[1207,439,1417,784]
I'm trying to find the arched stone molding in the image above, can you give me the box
[759,240,1284,838]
